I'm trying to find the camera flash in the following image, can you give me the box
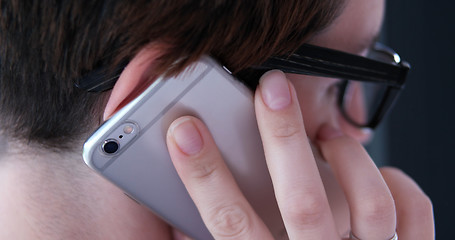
[123,125,134,134]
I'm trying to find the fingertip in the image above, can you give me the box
[168,116,204,156]
[259,70,286,82]
[316,127,369,166]
[316,124,344,142]
[258,70,291,111]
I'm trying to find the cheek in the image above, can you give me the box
[288,75,339,140]
[289,76,373,144]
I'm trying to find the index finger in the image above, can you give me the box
[254,71,339,239]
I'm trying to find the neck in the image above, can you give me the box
[0,139,170,239]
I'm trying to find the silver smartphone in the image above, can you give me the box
[83,57,286,239]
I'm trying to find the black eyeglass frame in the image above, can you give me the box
[245,42,410,129]
[75,43,410,129]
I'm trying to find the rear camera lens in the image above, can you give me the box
[102,140,119,154]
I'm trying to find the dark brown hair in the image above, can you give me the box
[0,0,345,150]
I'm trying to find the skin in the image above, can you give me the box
[166,0,434,239]
[0,0,434,239]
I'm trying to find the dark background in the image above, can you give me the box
[379,1,454,238]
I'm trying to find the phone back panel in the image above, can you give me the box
[83,57,285,239]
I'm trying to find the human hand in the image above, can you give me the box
[166,71,434,239]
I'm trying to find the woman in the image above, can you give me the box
[0,0,434,239]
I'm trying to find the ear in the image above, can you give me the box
[103,46,164,120]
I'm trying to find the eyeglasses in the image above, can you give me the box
[75,43,410,129]
[238,42,410,129]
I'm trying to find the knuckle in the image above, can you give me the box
[207,203,252,238]
[379,167,434,219]
[271,121,303,140]
[357,193,396,224]
[188,157,218,181]
[403,193,433,219]
[281,191,327,227]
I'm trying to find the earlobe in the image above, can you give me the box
[103,46,164,120]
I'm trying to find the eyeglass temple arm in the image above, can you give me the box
[76,44,409,93]
[250,44,409,88]
[75,60,129,92]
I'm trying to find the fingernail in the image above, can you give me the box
[260,70,291,111]
[317,124,344,141]
[169,117,203,156]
